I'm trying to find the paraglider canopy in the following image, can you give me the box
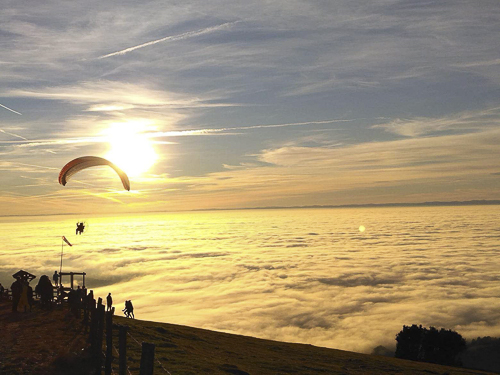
[59,156,130,191]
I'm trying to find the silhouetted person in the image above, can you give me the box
[0,283,4,301]
[57,285,66,304]
[123,300,134,318]
[67,289,79,316]
[27,284,33,312]
[76,222,85,235]
[106,293,112,311]
[75,286,83,310]
[53,271,59,286]
[18,280,29,313]
[87,290,94,309]
[11,278,22,312]
[35,275,54,309]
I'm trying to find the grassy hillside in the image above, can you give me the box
[0,301,494,374]
[113,315,492,375]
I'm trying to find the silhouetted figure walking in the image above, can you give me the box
[123,300,134,318]
[76,222,85,235]
[53,271,59,286]
[10,278,22,312]
[106,293,113,311]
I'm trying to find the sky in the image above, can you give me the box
[1,0,500,215]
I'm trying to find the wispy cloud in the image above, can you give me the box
[452,58,500,68]
[374,107,500,137]
[98,21,240,59]
[6,81,239,111]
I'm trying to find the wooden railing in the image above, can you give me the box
[86,294,160,375]
[2,286,165,374]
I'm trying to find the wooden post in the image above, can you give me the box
[70,272,74,289]
[140,342,156,375]
[83,289,88,329]
[118,325,129,375]
[96,301,106,373]
[104,307,114,375]
[89,297,98,344]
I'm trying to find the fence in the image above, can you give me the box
[2,284,171,374]
[85,294,171,375]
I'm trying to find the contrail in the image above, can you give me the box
[0,129,28,140]
[0,103,22,115]
[98,21,239,59]
[0,118,372,147]
[148,119,357,138]
[13,162,59,170]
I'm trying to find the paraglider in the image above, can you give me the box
[58,156,130,191]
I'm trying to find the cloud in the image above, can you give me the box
[452,58,500,68]
[6,81,235,110]
[373,107,500,137]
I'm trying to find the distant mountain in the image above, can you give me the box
[196,200,500,212]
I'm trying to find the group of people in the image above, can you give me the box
[107,292,134,318]
[1,271,135,319]
[123,299,134,318]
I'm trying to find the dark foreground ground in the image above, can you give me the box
[0,300,494,375]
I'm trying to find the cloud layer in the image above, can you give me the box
[1,206,500,353]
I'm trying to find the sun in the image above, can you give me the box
[103,121,158,178]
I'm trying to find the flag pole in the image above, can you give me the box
[60,237,64,274]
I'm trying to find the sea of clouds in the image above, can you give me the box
[1,206,500,353]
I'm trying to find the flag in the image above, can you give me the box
[62,236,72,247]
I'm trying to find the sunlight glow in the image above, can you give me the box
[359,225,366,232]
[104,120,158,178]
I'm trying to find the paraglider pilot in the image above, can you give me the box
[76,222,85,235]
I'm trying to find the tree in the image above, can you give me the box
[395,325,466,366]
[395,325,425,361]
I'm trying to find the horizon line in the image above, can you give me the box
[1,199,499,219]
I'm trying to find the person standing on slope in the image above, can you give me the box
[106,293,113,311]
